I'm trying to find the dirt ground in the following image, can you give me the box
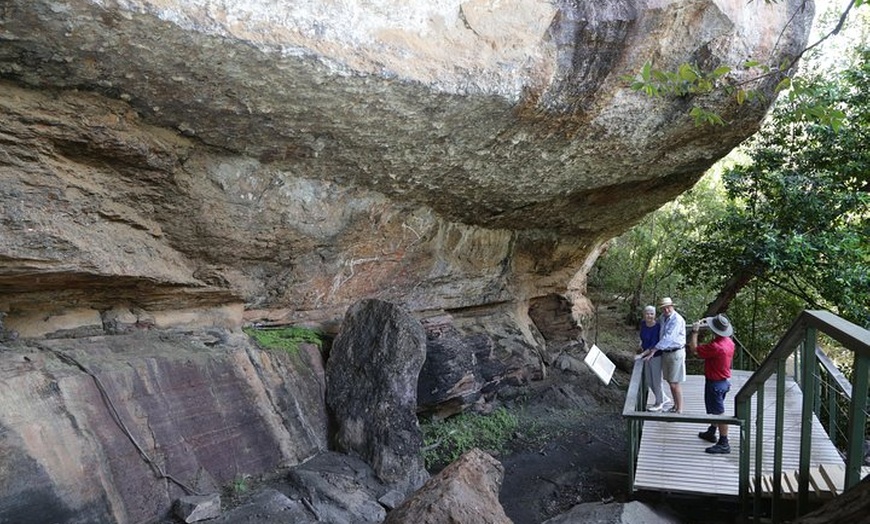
[496,299,637,523]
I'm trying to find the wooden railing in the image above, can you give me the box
[733,310,869,522]
[622,310,869,523]
[622,359,743,495]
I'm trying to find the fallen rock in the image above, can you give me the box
[542,500,682,524]
[209,489,315,524]
[384,448,512,524]
[173,493,221,523]
[285,452,388,524]
[325,299,429,495]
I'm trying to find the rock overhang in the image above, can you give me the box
[0,0,814,327]
[0,0,813,235]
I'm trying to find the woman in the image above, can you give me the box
[637,305,669,411]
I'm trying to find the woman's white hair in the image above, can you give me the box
[643,305,656,315]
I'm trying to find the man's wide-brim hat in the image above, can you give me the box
[658,297,675,309]
[707,314,734,337]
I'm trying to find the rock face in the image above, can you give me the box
[0,0,813,334]
[417,313,509,419]
[0,332,328,523]
[325,300,429,496]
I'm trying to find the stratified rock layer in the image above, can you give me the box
[0,0,813,333]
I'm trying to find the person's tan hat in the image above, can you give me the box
[658,297,675,309]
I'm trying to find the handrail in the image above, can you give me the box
[734,310,870,405]
[733,310,870,523]
[733,333,762,371]
[622,358,741,424]
[815,346,852,398]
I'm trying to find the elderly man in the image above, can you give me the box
[690,314,735,454]
[652,297,687,413]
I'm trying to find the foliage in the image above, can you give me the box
[595,46,870,358]
[420,407,518,470]
[624,0,869,126]
[589,172,729,323]
[677,47,870,327]
[243,326,323,356]
[231,475,249,495]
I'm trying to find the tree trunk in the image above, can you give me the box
[702,263,763,318]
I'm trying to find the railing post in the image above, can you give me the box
[844,351,869,490]
[627,418,636,495]
[798,329,817,514]
[772,357,786,523]
[827,378,837,445]
[754,385,764,520]
[737,398,751,522]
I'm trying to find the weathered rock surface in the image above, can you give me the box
[384,447,513,524]
[0,331,327,524]
[417,313,505,419]
[0,0,813,335]
[208,489,316,524]
[173,494,222,524]
[284,452,391,524]
[0,2,815,522]
[325,299,429,496]
[541,500,682,524]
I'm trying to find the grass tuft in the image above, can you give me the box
[421,407,518,470]
[243,326,323,357]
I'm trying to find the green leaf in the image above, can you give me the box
[713,66,732,77]
[737,89,746,105]
[775,77,792,92]
[679,63,698,82]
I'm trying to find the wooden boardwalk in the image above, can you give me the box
[634,371,845,497]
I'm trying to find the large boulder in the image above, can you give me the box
[325,299,429,495]
[384,447,513,524]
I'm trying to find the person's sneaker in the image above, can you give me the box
[705,442,731,454]
[698,430,717,443]
[648,403,664,412]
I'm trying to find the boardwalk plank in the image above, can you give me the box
[633,371,844,498]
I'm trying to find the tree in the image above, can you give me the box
[590,174,728,323]
[677,47,870,326]
[625,0,869,127]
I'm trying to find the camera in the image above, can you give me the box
[691,318,709,332]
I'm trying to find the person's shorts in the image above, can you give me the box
[661,349,686,383]
[705,379,731,415]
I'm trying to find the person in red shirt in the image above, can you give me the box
[689,314,735,454]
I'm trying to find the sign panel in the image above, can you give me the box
[583,344,616,385]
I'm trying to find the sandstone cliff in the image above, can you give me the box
[0,0,813,522]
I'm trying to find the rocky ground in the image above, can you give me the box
[497,297,637,523]
[206,297,742,524]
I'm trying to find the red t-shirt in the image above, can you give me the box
[696,336,735,381]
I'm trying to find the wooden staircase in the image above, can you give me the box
[749,464,870,499]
